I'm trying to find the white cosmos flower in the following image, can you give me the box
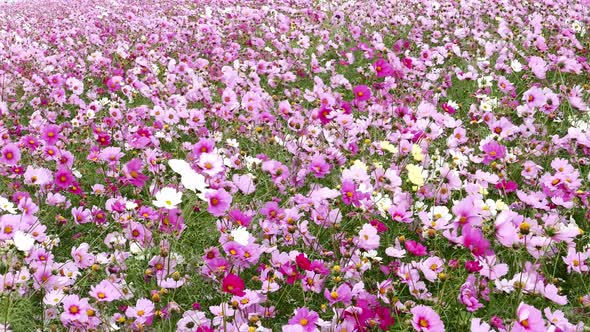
[181,172,208,193]
[571,21,582,33]
[129,242,143,254]
[13,231,35,252]
[168,159,192,174]
[495,279,515,293]
[226,139,239,148]
[153,187,182,209]
[230,227,250,246]
[43,289,64,306]
[125,201,138,210]
[0,196,17,214]
[362,250,382,262]
[244,156,262,170]
[168,159,208,193]
[510,59,523,72]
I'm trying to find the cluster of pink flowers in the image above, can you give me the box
[0,0,589,331]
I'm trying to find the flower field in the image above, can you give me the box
[0,0,589,330]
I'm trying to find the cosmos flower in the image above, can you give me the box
[481,140,506,165]
[288,308,319,332]
[512,302,546,332]
[0,144,21,165]
[198,153,224,176]
[411,305,445,332]
[205,189,232,217]
[13,231,35,252]
[153,187,183,210]
[222,273,246,296]
[230,227,250,246]
[89,280,121,302]
[168,159,208,193]
[125,298,155,324]
[323,283,352,305]
[353,85,371,101]
[373,58,395,77]
[358,224,380,250]
[60,295,90,325]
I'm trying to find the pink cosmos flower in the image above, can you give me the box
[465,260,483,273]
[232,174,256,195]
[542,283,567,305]
[125,298,155,325]
[563,247,589,273]
[528,56,548,79]
[341,180,362,206]
[193,138,215,156]
[295,253,311,271]
[0,144,21,165]
[358,224,380,250]
[353,85,371,101]
[60,295,89,325]
[459,275,484,312]
[495,180,518,193]
[512,302,546,332]
[123,158,148,187]
[23,166,52,186]
[198,152,224,176]
[228,209,253,227]
[288,308,319,332]
[89,279,121,302]
[0,215,20,240]
[441,102,456,114]
[522,87,547,108]
[41,124,61,145]
[71,243,94,268]
[411,305,445,332]
[470,318,493,332]
[324,283,352,305]
[99,147,124,166]
[205,189,232,217]
[308,154,331,178]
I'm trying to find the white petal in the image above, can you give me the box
[168,159,193,174]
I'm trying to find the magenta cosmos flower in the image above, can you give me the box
[205,189,232,217]
[481,140,506,165]
[353,84,371,101]
[222,273,246,296]
[373,58,395,77]
[41,124,61,145]
[405,240,428,256]
[462,225,492,257]
[54,166,75,190]
[123,158,149,187]
[411,305,445,332]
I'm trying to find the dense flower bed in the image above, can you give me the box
[0,0,589,330]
